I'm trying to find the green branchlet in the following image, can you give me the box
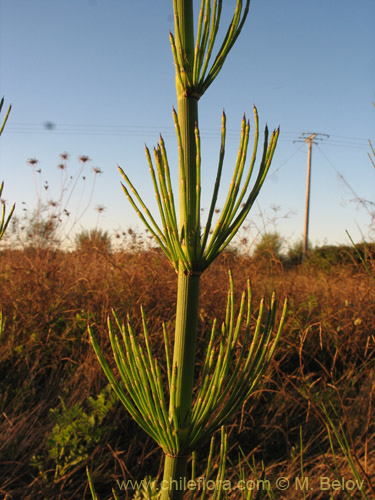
[0,99,14,347]
[171,0,251,100]
[89,274,287,457]
[0,182,15,241]
[118,106,279,274]
[0,99,15,241]
[321,403,373,499]
[189,274,287,450]
[192,426,228,500]
[0,97,11,136]
[86,466,98,500]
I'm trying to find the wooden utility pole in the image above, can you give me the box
[294,132,329,260]
[303,134,315,259]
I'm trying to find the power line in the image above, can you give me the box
[267,142,306,178]
[2,122,370,149]
[315,144,374,218]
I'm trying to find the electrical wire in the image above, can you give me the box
[267,142,306,178]
[315,144,374,217]
[3,122,370,150]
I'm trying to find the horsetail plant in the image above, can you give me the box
[89,1,286,498]
[0,181,15,343]
[0,99,15,343]
[0,97,11,137]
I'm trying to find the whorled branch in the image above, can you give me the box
[89,310,180,456]
[188,271,287,450]
[200,107,279,270]
[118,105,278,274]
[170,0,251,100]
[0,100,15,240]
[0,182,15,241]
[89,273,287,456]
[0,97,11,136]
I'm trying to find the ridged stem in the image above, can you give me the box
[161,271,200,500]
[177,95,199,254]
[174,0,200,263]
[173,0,200,430]
[161,4,200,497]
[161,454,189,500]
[172,271,200,432]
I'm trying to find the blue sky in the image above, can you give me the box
[0,0,374,250]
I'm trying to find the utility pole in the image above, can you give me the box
[294,132,329,261]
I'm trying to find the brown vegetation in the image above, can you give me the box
[0,242,374,499]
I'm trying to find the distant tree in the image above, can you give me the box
[75,228,111,253]
[285,238,304,266]
[252,231,284,261]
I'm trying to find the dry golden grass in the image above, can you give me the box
[0,243,374,499]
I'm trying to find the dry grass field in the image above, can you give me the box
[0,240,374,499]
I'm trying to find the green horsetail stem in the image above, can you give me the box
[88,1,286,498]
[0,100,16,238]
[0,182,15,240]
[0,100,15,240]
[0,98,11,136]
[86,466,98,500]
[89,274,286,496]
